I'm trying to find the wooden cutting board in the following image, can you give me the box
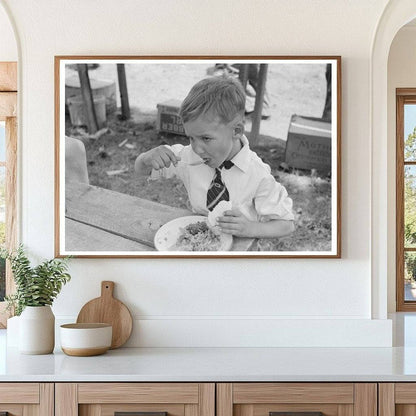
[76,281,133,349]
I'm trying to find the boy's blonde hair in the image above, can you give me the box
[179,76,246,124]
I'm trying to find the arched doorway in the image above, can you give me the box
[371,0,416,319]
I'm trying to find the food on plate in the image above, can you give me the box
[207,200,232,227]
[175,221,222,251]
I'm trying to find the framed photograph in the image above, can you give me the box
[55,56,341,258]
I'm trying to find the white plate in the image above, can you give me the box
[154,215,233,252]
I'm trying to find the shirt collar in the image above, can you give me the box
[229,134,251,173]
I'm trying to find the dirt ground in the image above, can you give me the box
[65,63,332,252]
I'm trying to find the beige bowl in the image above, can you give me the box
[60,323,112,356]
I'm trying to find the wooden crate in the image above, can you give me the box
[284,114,332,173]
[156,99,186,136]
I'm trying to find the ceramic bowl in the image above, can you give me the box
[60,323,112,356]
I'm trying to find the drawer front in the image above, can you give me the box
[0,383,53,416]
[233,384,354,404]
[218,383,376,416]
[0,383,39,403]
[78,383,200,404]
[56,383,215,416]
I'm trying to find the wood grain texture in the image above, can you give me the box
[397,94,406,311]
[217,384,233,416]
[78,383,199,404]
[396,405,416,416]
[353,384,377,416]
[233,383,354,404]
[396,89,416,97]
[54,56,61,258]
[379,384,395,416]
[199,384,215,416]
[0,92,16,120]
[76,281,133,349]
[185,403,199,416]
[337,404,353,416]
[79,404,101,416]
[65,218,153,251]
[0,383,39,403]
[65,182,190,248]
[5,117,17,291]
[39,383,54,416]
[22,404,39,416]
[55,383,78,416]
[0,116,17,328]
[239,404,254,416]
[335,56,342,258]
[0,62,17,91]
[395,383,416,403]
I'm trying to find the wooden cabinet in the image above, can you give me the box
[217,383,377,416]
[379,383,416,416]
[55,383,215,416]
[0,383,53,416]
[0,381,382,416]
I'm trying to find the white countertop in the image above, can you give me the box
[1,332,416,382]
[2,313,416,382]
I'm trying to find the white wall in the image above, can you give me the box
[0,0,394,346]
[387,24,416,312]
[0,3,17,61]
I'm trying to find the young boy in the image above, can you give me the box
[135,76,294,239]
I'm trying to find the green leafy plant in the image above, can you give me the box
[0,245,71,316]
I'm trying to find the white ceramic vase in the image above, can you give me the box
[19,305,55,354]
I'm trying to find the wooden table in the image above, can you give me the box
[65,182,256,253]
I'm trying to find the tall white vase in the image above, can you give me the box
[19,306,55,354]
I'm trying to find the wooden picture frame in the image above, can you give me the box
[55,56,341,258]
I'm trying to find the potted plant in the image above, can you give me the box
[1,245,71,354]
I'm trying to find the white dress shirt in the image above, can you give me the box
[150,135,294,222]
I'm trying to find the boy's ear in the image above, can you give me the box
[233,122,244,138]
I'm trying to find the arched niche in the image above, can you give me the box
[371,0,416,319]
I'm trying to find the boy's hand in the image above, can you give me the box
[144,146,181,170]
[217,208,256,237]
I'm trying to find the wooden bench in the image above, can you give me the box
[65,182,256,253]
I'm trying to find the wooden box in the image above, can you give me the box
[284,114,332,173]
[156,99,186,136]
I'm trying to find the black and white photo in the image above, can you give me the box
[55,57,341,257]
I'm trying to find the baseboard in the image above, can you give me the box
[56,317,392,347]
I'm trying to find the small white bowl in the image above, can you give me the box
[60,323,112,356]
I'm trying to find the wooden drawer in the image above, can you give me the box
[0,383,53,415]
[217,383,377,416]
[56,383,215,416]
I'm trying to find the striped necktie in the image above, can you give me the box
[206,161,234,211]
